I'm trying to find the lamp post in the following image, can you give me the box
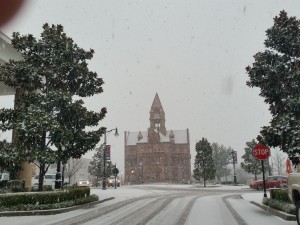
[130,170,135,184]
[139,162,144,184]
[55,145,64,189]
[102,127,119,190]
[231,150,237,185]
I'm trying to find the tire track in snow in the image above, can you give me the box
[223,195,248,225]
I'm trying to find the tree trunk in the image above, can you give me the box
[38,164,46,191]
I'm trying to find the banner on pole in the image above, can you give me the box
[105,145,111,160]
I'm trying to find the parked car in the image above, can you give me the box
[106,176,120,187]
[32,174,56,189]
[32,183,39,191]
[249,175,288,190]
[76,179,91,187]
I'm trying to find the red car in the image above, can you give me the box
[249,175,288,190]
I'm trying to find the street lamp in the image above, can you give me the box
[102,127,119,190]
[139,162,144,184]
[231,150,237,185]
[55,145,64,189]
[130,170,135,184]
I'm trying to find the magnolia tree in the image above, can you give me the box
[0,24,106,190]
[246,11,300,157]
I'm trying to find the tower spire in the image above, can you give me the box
[149,93,166,136]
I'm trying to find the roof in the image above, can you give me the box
[125,129,189,145]
[150,93,164,111]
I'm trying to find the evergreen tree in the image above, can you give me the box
[193,138,216,187]
[212,142,232,182]
[246,11,300,157]
[88,146,103,186]
[88,145,114,186]
[240,139,270,180]
[0,24,106,190]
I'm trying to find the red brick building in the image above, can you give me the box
[124,93,191,184]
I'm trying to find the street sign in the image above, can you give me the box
[253,144,270,160]
[112,167,119,176]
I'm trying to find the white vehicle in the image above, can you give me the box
[32,174,56,189]
[0,172,10,188]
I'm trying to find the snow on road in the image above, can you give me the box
[186,195,238,225]
[0,184,296,225]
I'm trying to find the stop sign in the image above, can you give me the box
[253,144,271,160]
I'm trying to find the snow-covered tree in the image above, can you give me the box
[0,24,106,190]
[235,165,252,185]
[88,146,103,186]
[64,158,84,184]
[240,139,270,180]
[88,145,114,186]
[211,142,232,182]
[246,11,300,157]
[0,140,21,178]
[193,138,216,187]
[271,148,288,175]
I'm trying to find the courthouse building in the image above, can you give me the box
[124,93,191,184]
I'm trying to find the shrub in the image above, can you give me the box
[0,194,98,212]
[0,187,90,207]
[263,197,296,215]
[43,185,53,191]
[74,194,99,205]
[270,189,292,203]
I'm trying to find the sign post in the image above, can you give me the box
[253,144,271,198]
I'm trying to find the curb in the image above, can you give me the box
[249,201,296,221]
[0,197,115,217]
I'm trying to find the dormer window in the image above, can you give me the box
[155,122,160,128]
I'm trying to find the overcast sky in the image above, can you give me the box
[1,0,299,174]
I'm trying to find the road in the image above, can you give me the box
[1,184,296,225]
[82,186,295,225]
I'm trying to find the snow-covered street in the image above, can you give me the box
[0,184,296,225]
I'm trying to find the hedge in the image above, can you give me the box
[263,189,295,215]
[270,189,292,203]
[0,187,90,207]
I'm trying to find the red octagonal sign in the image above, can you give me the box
[253,144,271,160]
